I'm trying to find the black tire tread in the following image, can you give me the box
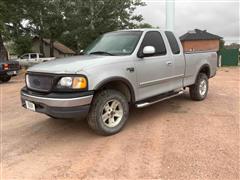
[87,89,128,135]
[189,73,208,101]
[0,75,11,82]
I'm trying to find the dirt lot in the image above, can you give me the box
[1,67,239,179]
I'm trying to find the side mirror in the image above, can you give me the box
[142,46,156,57]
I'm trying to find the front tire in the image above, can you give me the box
[0,75,11,83]
[87,89,129,135]
[189,73,208,101]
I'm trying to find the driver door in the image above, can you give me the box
[20,54,30,66]
[135,31,174,100]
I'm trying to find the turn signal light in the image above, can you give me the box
[72,77,87,89]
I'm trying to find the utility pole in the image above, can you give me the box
[166,0,175,31]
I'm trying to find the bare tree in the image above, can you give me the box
[0,32,8,61]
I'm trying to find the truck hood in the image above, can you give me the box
[28,55,125,74]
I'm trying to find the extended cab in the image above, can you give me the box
[17,53,56,67]
[21,29,217,135]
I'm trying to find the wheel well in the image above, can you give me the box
[96,80,134,103]
[199,65,210,78]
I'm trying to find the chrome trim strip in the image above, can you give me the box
[136,91,184,108]
[21,93,93,107]
[139,74,184,87]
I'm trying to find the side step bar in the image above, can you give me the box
[136,91,184,108]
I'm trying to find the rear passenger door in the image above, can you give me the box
[136,31,174,100]
[165,31,185,89]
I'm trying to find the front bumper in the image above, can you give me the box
[21,87,93,119]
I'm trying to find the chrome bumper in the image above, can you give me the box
[21,92,93,107]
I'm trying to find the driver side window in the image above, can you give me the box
[137,31,167,57]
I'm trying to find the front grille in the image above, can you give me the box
[26,74,54,92]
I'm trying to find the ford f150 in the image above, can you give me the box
[21,29,217,135]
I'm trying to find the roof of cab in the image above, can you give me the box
[118,28,163,32]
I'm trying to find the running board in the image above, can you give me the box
[136,91,184,108]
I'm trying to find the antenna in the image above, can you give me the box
[166,0,175,31]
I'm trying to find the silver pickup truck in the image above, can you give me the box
[21,29,217,135]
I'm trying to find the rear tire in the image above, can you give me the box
[189,73,208,101]
[0,75,11,82]
[87,89,129,136]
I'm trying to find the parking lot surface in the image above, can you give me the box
[1,67,239,179]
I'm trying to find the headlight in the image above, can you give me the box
[59,77,72,87]
[57,76,87,89]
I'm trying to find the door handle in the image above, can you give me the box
[166,61,172,65]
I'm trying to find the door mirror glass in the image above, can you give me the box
[143,46,156,55]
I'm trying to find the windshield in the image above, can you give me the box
[85,31,142,56]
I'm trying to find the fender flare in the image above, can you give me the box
[94,76,136,102]
[195,64,211,82]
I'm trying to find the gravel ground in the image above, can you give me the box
[1,67,239,180]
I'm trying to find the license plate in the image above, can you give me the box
[7,71,16,75]
[25,101,36,111]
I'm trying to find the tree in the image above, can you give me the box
[0,33,8,61]
[0,0,151,57]
[225,43,240,49]
[61,0,147,52]
[0,0,9,60]
[0,0,66,57]
[219,39,225,50]
[24,0,47,56]
[135,23,158,29]
[45,0,66,57]
[12,36,32,55]
[26,0,67,57]
[0,0,32,59]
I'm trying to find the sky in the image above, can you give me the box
[136,0,239,44]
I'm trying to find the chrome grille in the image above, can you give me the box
[26,74,54,92]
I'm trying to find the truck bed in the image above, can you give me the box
[183,51,218,87]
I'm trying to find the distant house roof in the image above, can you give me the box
[33,36,75,54]
[180,29,222,41]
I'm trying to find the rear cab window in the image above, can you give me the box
[30,54,37,59]
[138,31,167,57]
[165,31,180,54]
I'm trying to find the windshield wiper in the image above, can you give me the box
[89,51,114,56]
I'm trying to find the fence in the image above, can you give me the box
[219,48,239,66]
